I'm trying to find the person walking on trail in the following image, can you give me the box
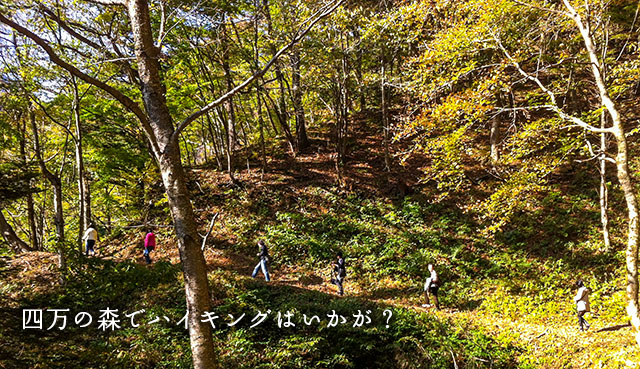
[422,264,440,309]
[143,230,156,264]
[331,252,347,296]
[251,240,270,282]
[83,223,98,256]
[574,280,591,331]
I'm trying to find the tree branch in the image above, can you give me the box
[40,4,139,79]
[492,33,613,134]
[38,4,104,52]
[512,0,567,15]
[171,0,344,142]
[200,212,219,251]
[84,0,126,6]
[0,11,161,157]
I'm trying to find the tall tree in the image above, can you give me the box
[380,52,390,171]
[263,0,296,153]
[0,0,342,366]
[221,16,237,182]
[559,0,640,344]
[71,76,92,252]
[18,112,39,250]
[499,0,640,344]
[291,47,309,151]
[29,109,66,269]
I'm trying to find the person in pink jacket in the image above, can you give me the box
[144,230,156,264]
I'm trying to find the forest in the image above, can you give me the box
[1,0,640,368]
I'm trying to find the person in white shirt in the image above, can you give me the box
[574,280,591,331]
[422,264,440,309]
[83,223,98,256]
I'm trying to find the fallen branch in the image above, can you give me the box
[200,212,220,250]
[534,329,548,339]
[450,350,459,369]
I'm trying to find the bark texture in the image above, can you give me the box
[127,0,217,366]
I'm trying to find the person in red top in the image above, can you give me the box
[144,229,156,264]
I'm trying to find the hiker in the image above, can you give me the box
[83,223,98,256]
[422,264,440,309]
[143,229,156,264]
[574,280,591,331]
[251,240,270,282]
[331,252,346,296]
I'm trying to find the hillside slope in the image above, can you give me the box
[2,115,639,368]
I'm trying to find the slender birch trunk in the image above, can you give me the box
[72,77,92,253]
[563,0,640,344]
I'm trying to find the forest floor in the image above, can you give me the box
[2,245,638,368]
[100,112,640,367]
[3,113,640,368]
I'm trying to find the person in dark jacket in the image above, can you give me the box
[331,252,347,296]
[251,240,270,281]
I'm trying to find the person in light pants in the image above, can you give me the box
[574,280,591,331]
[251,240,270,282]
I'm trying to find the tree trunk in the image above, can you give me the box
[490,116,500,164]
[611,107,640,346]
[335,80,348,186]
[254,6,267,177]
[0,211,32,253]
[30,110,66,269]
[72,77,92,253]
[291,48,309,151]
[600,111,611,249]
[563,0,640,345]
[263,0,295,153]
[381,54,390,171]
[258,85,267,177]
[26,192,38,250]
[222,18,236,182]
[37,190,46,249]
[127,0,217,366]
[335,34,350,183]
[105,186,113,232]
[356,38,365,112]
[18,116,39,250]
[205,113,223,170]
[158,148,216,369]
